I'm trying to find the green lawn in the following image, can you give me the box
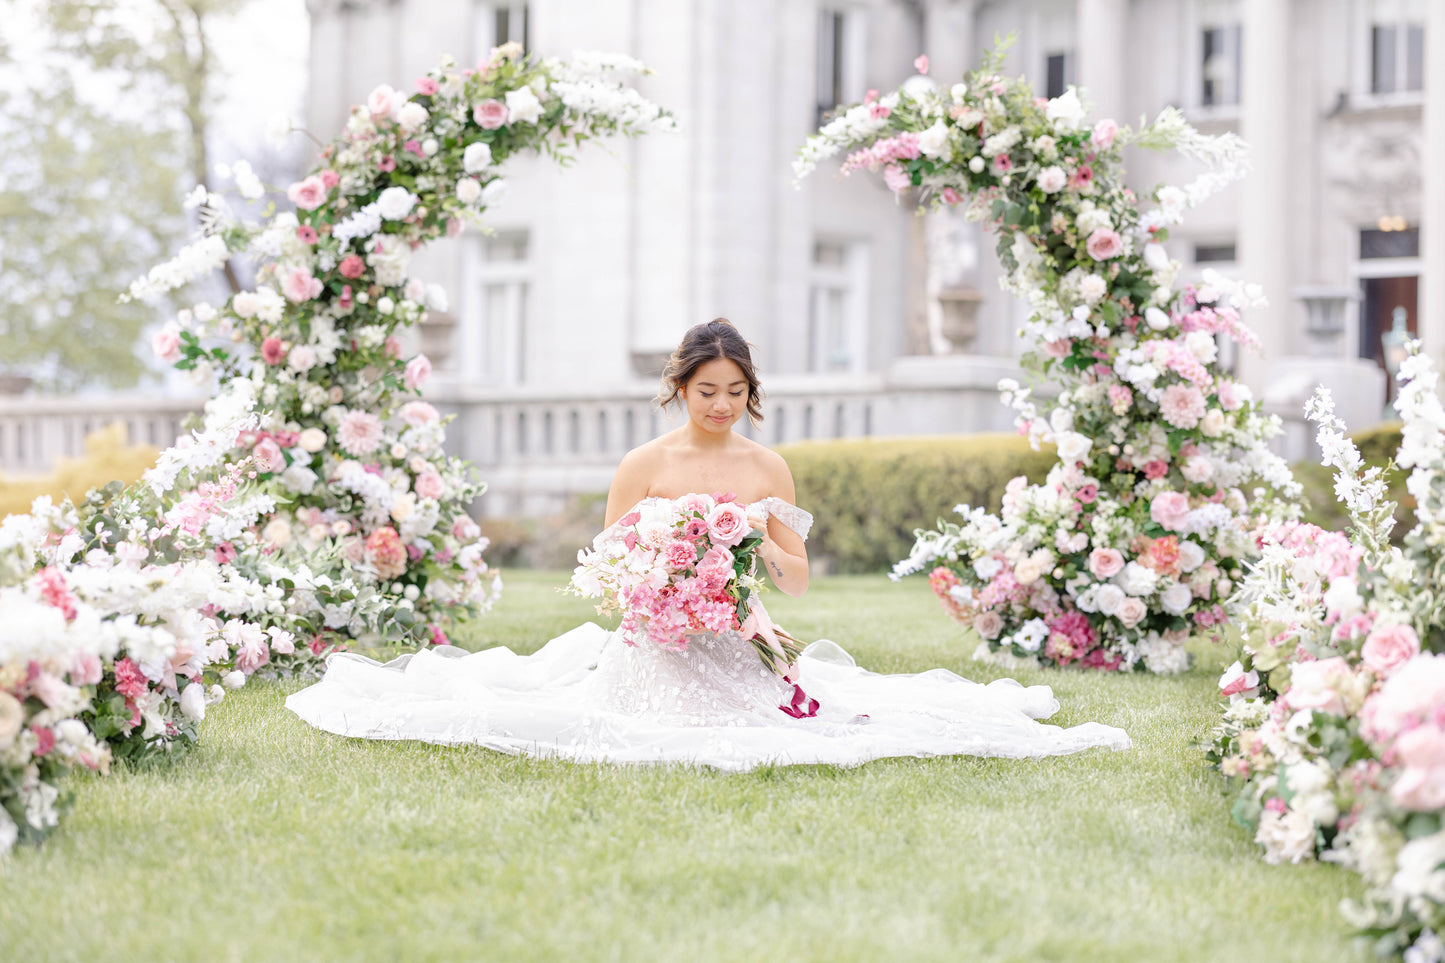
[0,572,1361,962]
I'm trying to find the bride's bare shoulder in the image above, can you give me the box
[738,436,795,489]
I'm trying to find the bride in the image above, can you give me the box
[286,320,1130,770]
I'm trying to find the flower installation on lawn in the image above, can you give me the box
[797,45,1297,674]
[1208,346,1444,962]
[0,44,672,854]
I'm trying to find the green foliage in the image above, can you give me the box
[778,435,1056,573]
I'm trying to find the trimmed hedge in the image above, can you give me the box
[0,424,158,519]
[777,434,1056,574]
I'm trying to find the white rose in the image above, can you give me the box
[55,719,89,747]
[1145,306,1172,331]
[1036,165,1066,193]
[1055,431,1093,465]
[180,683,207,722]
[456,177,482,204]
[396,101,429,132]
[1117,561,1158,596]
[504,86,543,124]
[1045,88,1085,129]
[375,186,418,221]
[1143,243,1171,272]
[968,156,985,173]
[1186,331,1218,364]
[1178,541,1206,573]
[917,120,950,158]
[480,178,510,207]
[287,345,318,372]
[298,427,327,452]
[262,518,293,549]
[377,296,395,315]
[391,492,415,523]
[422,137,439,156]
[232,291,260,319]
[463,142,493,173]
[1161,582,1193,614]
[1094,584,1126,615]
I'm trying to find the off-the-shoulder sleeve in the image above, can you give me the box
[758,497,813,541]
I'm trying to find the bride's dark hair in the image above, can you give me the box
[658,318,764,425]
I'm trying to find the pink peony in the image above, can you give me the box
[678,493,713,516]
[1088,548,1126,579]
[1086,228,1123,260]
[706,503,750,547]
[152,327,181,363]
[1150,491,1191,531]
[413,471,445,500]
[1361,623,1420,678]
[1159,383,1207,429]
[1091,118,1118,150]
[282,267,323,303]
[473,99,509,129]
[336,410,384,456]
[260,337,287,365]
[338,254,366,279]
[1115,597,1147,628]
[367,83,399,118]
[404,354,432,390]
[287,176,328,211]
[253,438,285,473]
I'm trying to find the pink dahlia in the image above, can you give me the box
[1160,383,1207,429]
[337,410,384,456]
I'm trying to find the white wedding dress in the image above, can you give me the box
[286,498,1131,771]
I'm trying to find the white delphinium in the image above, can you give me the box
[125,234,232,301]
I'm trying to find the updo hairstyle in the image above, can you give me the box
[657,318,764,426]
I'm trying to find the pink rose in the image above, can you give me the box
[698,545,734,576]
[1086,228,1123,260]
[260,337,287,365]
[473,99,509,129]
[1361,622,1420,678]
[973,609,1003,640]
[404,354,432,390]
[705,503,750,547]
[152,327,181,363]
[1390,726,1445,811]
[1091,118,1118,150]
[282,267,323,303]
[319,168,340,189]
[1150,491,1191,531]
[1143,459,1169,480]
[1115,598,1147,628]
[413,471,445,500]
[254,438,286,473]
[1284,657,1352,715]
[367,83,399,119]
[1217,381,1244,411]
[400,400,439,427]
[678,493,714,517]
[287,176,327,211]
[1088,548,1125,579]
[338,254,366,279]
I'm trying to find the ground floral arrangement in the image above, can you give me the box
[0,43,670,854]
[1207,347,1445,962]
[797,46,1298,674]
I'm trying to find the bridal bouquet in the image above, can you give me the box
[1206,348,1445,960]
[568,493,804,679]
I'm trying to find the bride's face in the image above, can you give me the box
[681,357,749,433]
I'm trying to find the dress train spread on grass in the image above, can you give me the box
[285,500,1131,771]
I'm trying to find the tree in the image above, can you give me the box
[0,0,250,391]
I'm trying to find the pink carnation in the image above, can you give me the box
[337,410,384,456]
[663,540,698,572]
[1159,383,1207,429]
[1086,228,1123,260]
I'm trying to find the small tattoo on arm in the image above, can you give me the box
[769,560,784,579]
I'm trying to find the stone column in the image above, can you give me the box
[1075,0,1128,120]
[1420,0,1445,366]
[923,0,976,85]
[1237,0,1291,391]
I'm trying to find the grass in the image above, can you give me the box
[0,572,1362,962]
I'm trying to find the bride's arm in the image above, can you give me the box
[604,447,653,528]
[756,455,809,597]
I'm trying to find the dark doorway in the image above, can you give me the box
[1359,274,1418,401]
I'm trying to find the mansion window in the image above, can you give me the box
[474,1,529,60]
[1193,241,1236,264]
[469,231,530,386]
[808,239,869,375]
[816,7,866,125]
[1360,226,1420,260]
[1371,22,1424,94]
[1044,51,1074,100]
[1200,22,1242,107]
